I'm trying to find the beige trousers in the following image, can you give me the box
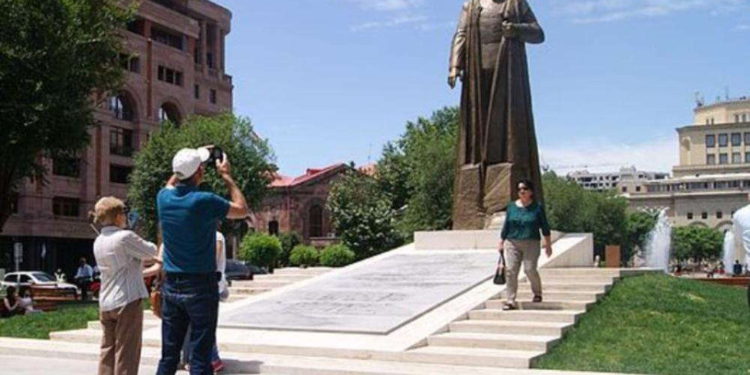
[99,299,144,375]
[504,239,542,304]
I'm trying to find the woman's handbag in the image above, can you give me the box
[493,251,506,285]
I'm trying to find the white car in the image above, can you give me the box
[2,271,79,297]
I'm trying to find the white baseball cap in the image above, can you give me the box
[172,147,211,180]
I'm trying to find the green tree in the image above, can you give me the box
[327,170,402,260]
[128,114,275,241]
[672,226,723,262]
[377,107,459,235]
[240,233,282,271]
[277,232,302,267]
[624,210,659,261]
[289,245,319,267]
[0,0,131,231]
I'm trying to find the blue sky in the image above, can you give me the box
[213,0,750,176]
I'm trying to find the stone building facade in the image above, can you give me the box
[568,167,669,193]
[1,0,233,276]
[253,165,349,247]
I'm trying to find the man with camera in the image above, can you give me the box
[156,146,248,375]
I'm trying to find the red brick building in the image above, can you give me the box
[1,0,233,275]
[253,164,349,247]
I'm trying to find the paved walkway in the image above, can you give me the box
[0,355,178,374]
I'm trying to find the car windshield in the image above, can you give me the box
[31,272,56,282]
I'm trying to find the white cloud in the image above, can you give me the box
[351,14,428,31]
[540,137,677,175]
[553,0,746,23]
[341,0,452,32]
[737,24,750,31]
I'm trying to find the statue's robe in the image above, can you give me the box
[450,0,545,229]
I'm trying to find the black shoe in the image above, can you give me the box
[502,302,518,311]
[532,295,543,303]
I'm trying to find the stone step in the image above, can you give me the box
[539,268,623,277]
[87,320,160,330]
[405,346,543,369]
[485,299,594,311]
[251,274,310,282]
[449,319,572,336]
[519,282,610,293]
[468,309,583,324]
[537,275,617,284]
[512,290,602,301]
[428,332,558,352]
[228,286,272,295]
[234,280,292,289]
[273,267,332,276]
[0,337,556,375]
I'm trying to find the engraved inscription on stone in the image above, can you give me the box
[221,252,497,334]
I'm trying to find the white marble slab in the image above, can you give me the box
[221,252,498,334]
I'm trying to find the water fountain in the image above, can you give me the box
[644,209,672,272]
[722,230,735,275]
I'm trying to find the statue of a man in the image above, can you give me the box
[448,0,545,230]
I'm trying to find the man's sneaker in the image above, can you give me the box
[212,360,225,373]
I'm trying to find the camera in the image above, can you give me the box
[205,146,224,166]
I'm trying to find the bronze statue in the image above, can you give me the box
[448,0,545,230]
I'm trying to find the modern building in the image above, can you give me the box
[1,0,233,276]
[629,97,750,265]
[253,165,349,248]
[568,167,669,193]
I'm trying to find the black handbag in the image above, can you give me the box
[493,252,506,285]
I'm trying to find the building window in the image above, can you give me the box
[210,89,217,104]
[108,94,135,121]
[732,133,742,146]
[719,134,728,147]
[736,114,741,123]
[706,135,715,148]
[268,220,279,236]
[52,157,81,178]
[10,193,18,214]
[717,211,723,219]
[707,154,716,165]
[745,153,750,163]
[621,187,627,193]
[194,84,200,99]
[719,153,728,165]
[701,212,708,220]
[687,212,694,220]
[743,114,748,122]
[151,26,184,50]
[157,66,183,86]
[110,165,133,184]
[158,103,181,125]
[110,127,134,157]
[119,54,140,73]
[206,52,215,69]
[733,152,742,164]
[126,19,145,35]
[309,205,323,238]
[52,197,80,217]
[635,186,642,192]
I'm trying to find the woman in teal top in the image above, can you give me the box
[499,179,553,310]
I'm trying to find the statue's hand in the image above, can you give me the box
[448,68,462,89]
[502,21,519,38]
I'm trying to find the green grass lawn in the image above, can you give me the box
[0,302,99,339]
[536,274,750,375]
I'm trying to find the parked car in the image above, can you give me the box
[225,260,252,282]
[2,271,79,298]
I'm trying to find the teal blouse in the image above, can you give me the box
[500,201,551,241]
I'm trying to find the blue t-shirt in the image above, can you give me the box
[157,185,230,273]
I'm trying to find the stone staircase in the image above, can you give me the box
[226,267,332,301]
[0,267,653,374]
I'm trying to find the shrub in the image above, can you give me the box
[289,245,319,267]
[320,244,356,267]
[278,232,302,266]
[240,233,281,271]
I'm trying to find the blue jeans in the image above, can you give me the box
[181,326,221,364]
[157,273,219,375]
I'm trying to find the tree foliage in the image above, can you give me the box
[289,245,319,267]
[320,244,356,267]
[128,114,275,241]
[624,210,659,260]
[240,233,281,270]
[0,0,131,231]
[671,226,723,262]
[327,170,402,260]
[377,107,459,235]
[277,232,302,267]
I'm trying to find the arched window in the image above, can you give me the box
[268,220,279,236]
[109,94,135,121]
[309,205,323,238]
[158,102,181,125]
